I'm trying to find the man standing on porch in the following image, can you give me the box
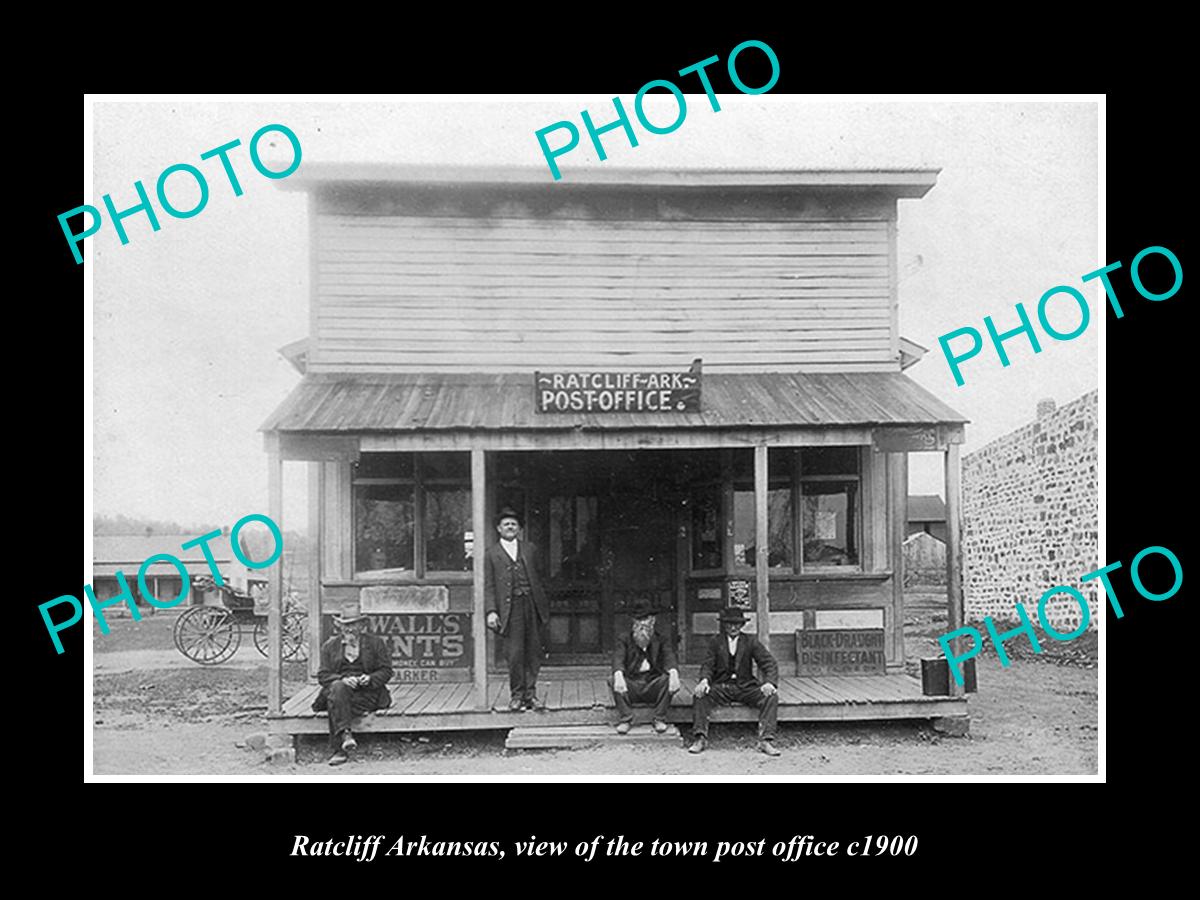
[611,597,681,734]
[485,507,550,711]
[689,607,782,757]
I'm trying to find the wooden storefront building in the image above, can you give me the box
[260,165,971,736]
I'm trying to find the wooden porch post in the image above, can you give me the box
[889,452,908,667]
[267,435,284,716]
[944,443,965,697]
[754,443,770,645]
[472,448,488,709]
[307,462,322,680]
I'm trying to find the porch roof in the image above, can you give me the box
[260,372,967,434]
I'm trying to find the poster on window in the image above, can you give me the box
[728,580,752,609]
[816,510,838,541]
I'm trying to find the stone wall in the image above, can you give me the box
[961,391,1098,630]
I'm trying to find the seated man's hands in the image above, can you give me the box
[761,682,777,697]
[693,678,710,698]
[668,668,680,693]
[341,675,360,689]
[486,611,500,631]
[612,671,627,694]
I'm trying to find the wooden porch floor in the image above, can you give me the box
[273,674,967,734]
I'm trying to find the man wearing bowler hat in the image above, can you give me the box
[610,597,680,734]
[312,612,394,766]
[485,507,550,711]
[689,606,781,756]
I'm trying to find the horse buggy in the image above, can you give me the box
[172,576,309,665]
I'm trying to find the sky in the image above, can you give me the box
[90,97,1099,532]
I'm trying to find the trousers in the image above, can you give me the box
[321,680,380,750]
[692,682,778,740]
[611,672,674,723]
[505,593,543,702]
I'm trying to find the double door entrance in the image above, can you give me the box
[495,451,681,666]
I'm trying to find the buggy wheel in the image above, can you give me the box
[284,611,309,662]
[254,612,310,662]
[175,607,240,665]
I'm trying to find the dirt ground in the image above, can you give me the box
[91,597,1097,776]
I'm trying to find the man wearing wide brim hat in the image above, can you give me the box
[311,612,394,765]
[689,606,781,756]
[484,507,550,711]
[610,597,680,734]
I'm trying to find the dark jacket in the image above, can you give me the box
[613,630,678,679]
[484,540,549,632]
[700,631,779,688]
[312,631,393,712]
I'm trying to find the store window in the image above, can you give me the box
[687,447,863,575]
[733,450,795,571]
[353,452,472,578]
[355,483,415,573]
[800,447,860,570]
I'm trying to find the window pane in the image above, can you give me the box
[422,451,470,480]
[801,447,860,476]
[355,484,414,573]
[423,485,472,572]
[733,487,793,570]
[802,482,858,568]
[690,486,723,570]
[354,453,413,480]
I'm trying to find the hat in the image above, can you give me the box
[718,606,748,624]
[629,597,658,620]
[333,612,368,627]
[495,506,522,526]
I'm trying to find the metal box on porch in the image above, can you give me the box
[920,657,977,695]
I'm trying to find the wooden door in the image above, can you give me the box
[603,481,679,650]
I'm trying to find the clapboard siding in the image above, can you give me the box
[311,214,897,373]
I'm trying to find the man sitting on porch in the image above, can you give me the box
[689,607,781,757]
[312,612,394,766]
[611,597,681,734]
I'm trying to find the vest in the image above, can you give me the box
[507,552,532,599]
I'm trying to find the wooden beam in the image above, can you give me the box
[754,444,770,645]
[471,449,488,709]
[675,504,689,661]
[267,438,284,716]
[276,433,360,462]
[307,462,322,680]
[359,427,878,453]
[888,452,907,667]
[944,444,965,698]
[887,208,900,362]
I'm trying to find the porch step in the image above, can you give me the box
[506,724,681,750]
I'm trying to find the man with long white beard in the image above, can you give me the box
[312,612,394,765]
[610,597,680,734]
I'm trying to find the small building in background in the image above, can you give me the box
[906,494,947,543]
[92,532,236,613]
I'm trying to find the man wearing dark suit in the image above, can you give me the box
[312,612,394,766]
[611,597,680,734]
[689,606,781,756]
[484,507,550,711]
